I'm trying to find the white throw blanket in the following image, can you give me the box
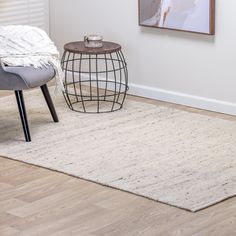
[0,25,64,91]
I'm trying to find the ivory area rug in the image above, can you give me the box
[0,89,236,212]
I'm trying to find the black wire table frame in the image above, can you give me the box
[61,41,129,114]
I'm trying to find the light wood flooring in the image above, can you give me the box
[0,90,236,236]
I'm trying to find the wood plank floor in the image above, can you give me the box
[0,90,236,236]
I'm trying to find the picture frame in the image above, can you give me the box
[139,0,215,35]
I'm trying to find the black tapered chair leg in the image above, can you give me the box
[40,84,59,122]
[15,90,31,142]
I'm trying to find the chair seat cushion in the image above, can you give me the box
[0,65,55,90]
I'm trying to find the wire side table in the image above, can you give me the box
[61,41,129,113]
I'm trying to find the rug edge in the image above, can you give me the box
[1,155,235,213]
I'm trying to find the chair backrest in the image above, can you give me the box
[0,64,26,91]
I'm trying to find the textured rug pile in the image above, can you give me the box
[0,89,236,212]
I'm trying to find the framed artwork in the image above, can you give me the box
[139,0,215,35]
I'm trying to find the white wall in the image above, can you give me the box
[50,0,236,115]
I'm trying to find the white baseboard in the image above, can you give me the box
[65,72,236,116]
[128,83,236,116]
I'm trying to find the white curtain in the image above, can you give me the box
[0,0,49,32]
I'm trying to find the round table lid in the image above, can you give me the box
[64,41,122,54]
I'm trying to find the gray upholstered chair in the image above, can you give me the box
[0,64,59,142]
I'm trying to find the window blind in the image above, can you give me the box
[0,0,49,32]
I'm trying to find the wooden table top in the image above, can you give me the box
[64,41,122,55]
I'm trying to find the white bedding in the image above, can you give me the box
[0,25,64,90]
